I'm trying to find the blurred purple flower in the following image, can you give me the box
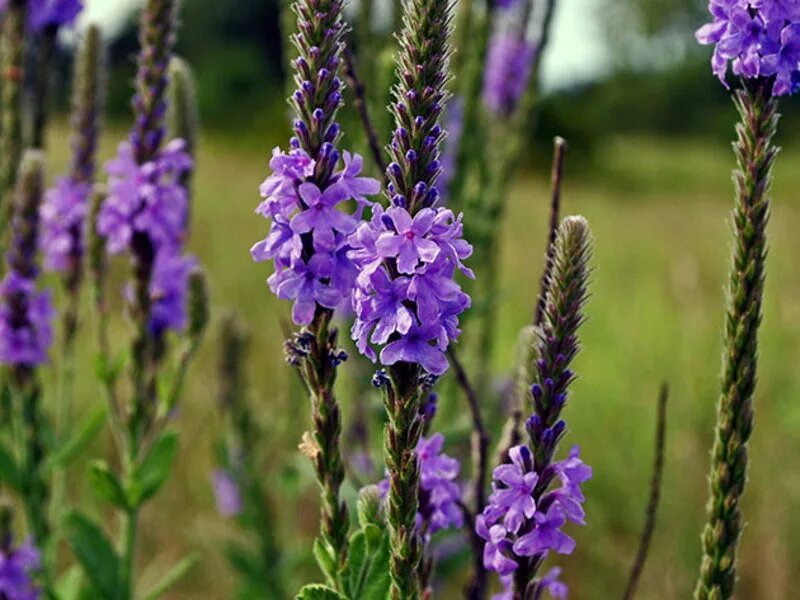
[39,177,90,273]
[0,537,41,600]
[0,272,54,368]
[483,33,537,115]
[0,0,83,32]
[212,469,243,518]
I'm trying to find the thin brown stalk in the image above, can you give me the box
[448,347,489,600]
[534,136,568,325]
[623,384,669,600]
[343,44,387,183]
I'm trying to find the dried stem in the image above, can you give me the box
[534,137,567,326]
[343,44,388,183]
[623,384,668,600]
[449,346,490,600]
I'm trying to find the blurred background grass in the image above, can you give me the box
[32,0,800,598]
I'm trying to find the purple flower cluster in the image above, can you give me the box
[0,272,54,367]
[483,33,538,115]
[476,445,590,597]
[379,433,463,536]
[0,0,83,32]
[0,538,41,600]
[39,177,90,273]
[349,204,473,376]
[251,147,380,325]
[697,0,800,95]
[98,138,196,334]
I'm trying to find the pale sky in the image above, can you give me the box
[81,0,610,90]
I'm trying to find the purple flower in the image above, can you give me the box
[0,272,54,367]
[377,433,463,536]
[348,203,472,375]
[0,0,83,32]
[696,0,800,95]
[39,177,90,273]
[537,567,569,599]
[483,32,537,115]
[98,140,192,255]
[268,253,340,325]
[416,433,463,534]
[148,251,197,335]
[212,469,243,518]
[380,321,449,376]
[252,147,379,326]
[476,445,590,594]
[291,182,355,248]
[488,445,538,533]
[513,505,576,557]
[0,538,41,600]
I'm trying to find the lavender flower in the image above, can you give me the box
[483,34,537,116]
[39,177,90,273]
[0,152,54,369]
[0,538,41,600]
[98,139,191,256]
[212,469,243,518]
[147,251,197,336]
[378,433,464,537]
[477,445,589,594]
[696,0,800,95]
[0,0,82,32]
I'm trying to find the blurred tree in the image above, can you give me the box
[106,0,287,129]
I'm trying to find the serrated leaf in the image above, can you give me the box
[131,431,179,507]
[86,461,129,510]
[63,512,122,600]
[294,584,347,600]
[0,441,21,491]
[46,405,107,472]
[312,537,338,589]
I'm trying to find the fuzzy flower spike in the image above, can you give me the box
[696,0,800,96]
[477,217,593,599]
[346,0,472,597]
[250,0,381,589]
[694,6,781,599]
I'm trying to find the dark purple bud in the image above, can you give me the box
[392,195,408,208]
[405,149,418,162]
[381,213,395,230]
[302,80,314,92]
[372,369,389,388]
[531,383,543,401]
[324,123,340,143]
[388,162,403,179]
[318,68,329,80]
[414,116,425,128]
[312,108,325,122]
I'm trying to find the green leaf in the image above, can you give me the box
[46,405,107,472]
[86,461,129,510]
[345,530,367,599]
[54,565,84,600]
[141,553,200,600]
[294,584,347,600]
[359,532,391,600]
[93,351,127,385]
[131,431,179,507]
[63,511,122,600]
[312,538,338,589]
[0,441,21,491]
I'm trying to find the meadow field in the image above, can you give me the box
[43,125,800,599]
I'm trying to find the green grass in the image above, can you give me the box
[39,126,800,599]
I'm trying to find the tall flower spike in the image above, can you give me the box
[0,151,54,552]
[346,1,472,598]
[694,79,776,600]
[40,24,105,345]
[0,0,26,226]
[476,217,593,598]
[249,0,380,589]
[1,151,54,372]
